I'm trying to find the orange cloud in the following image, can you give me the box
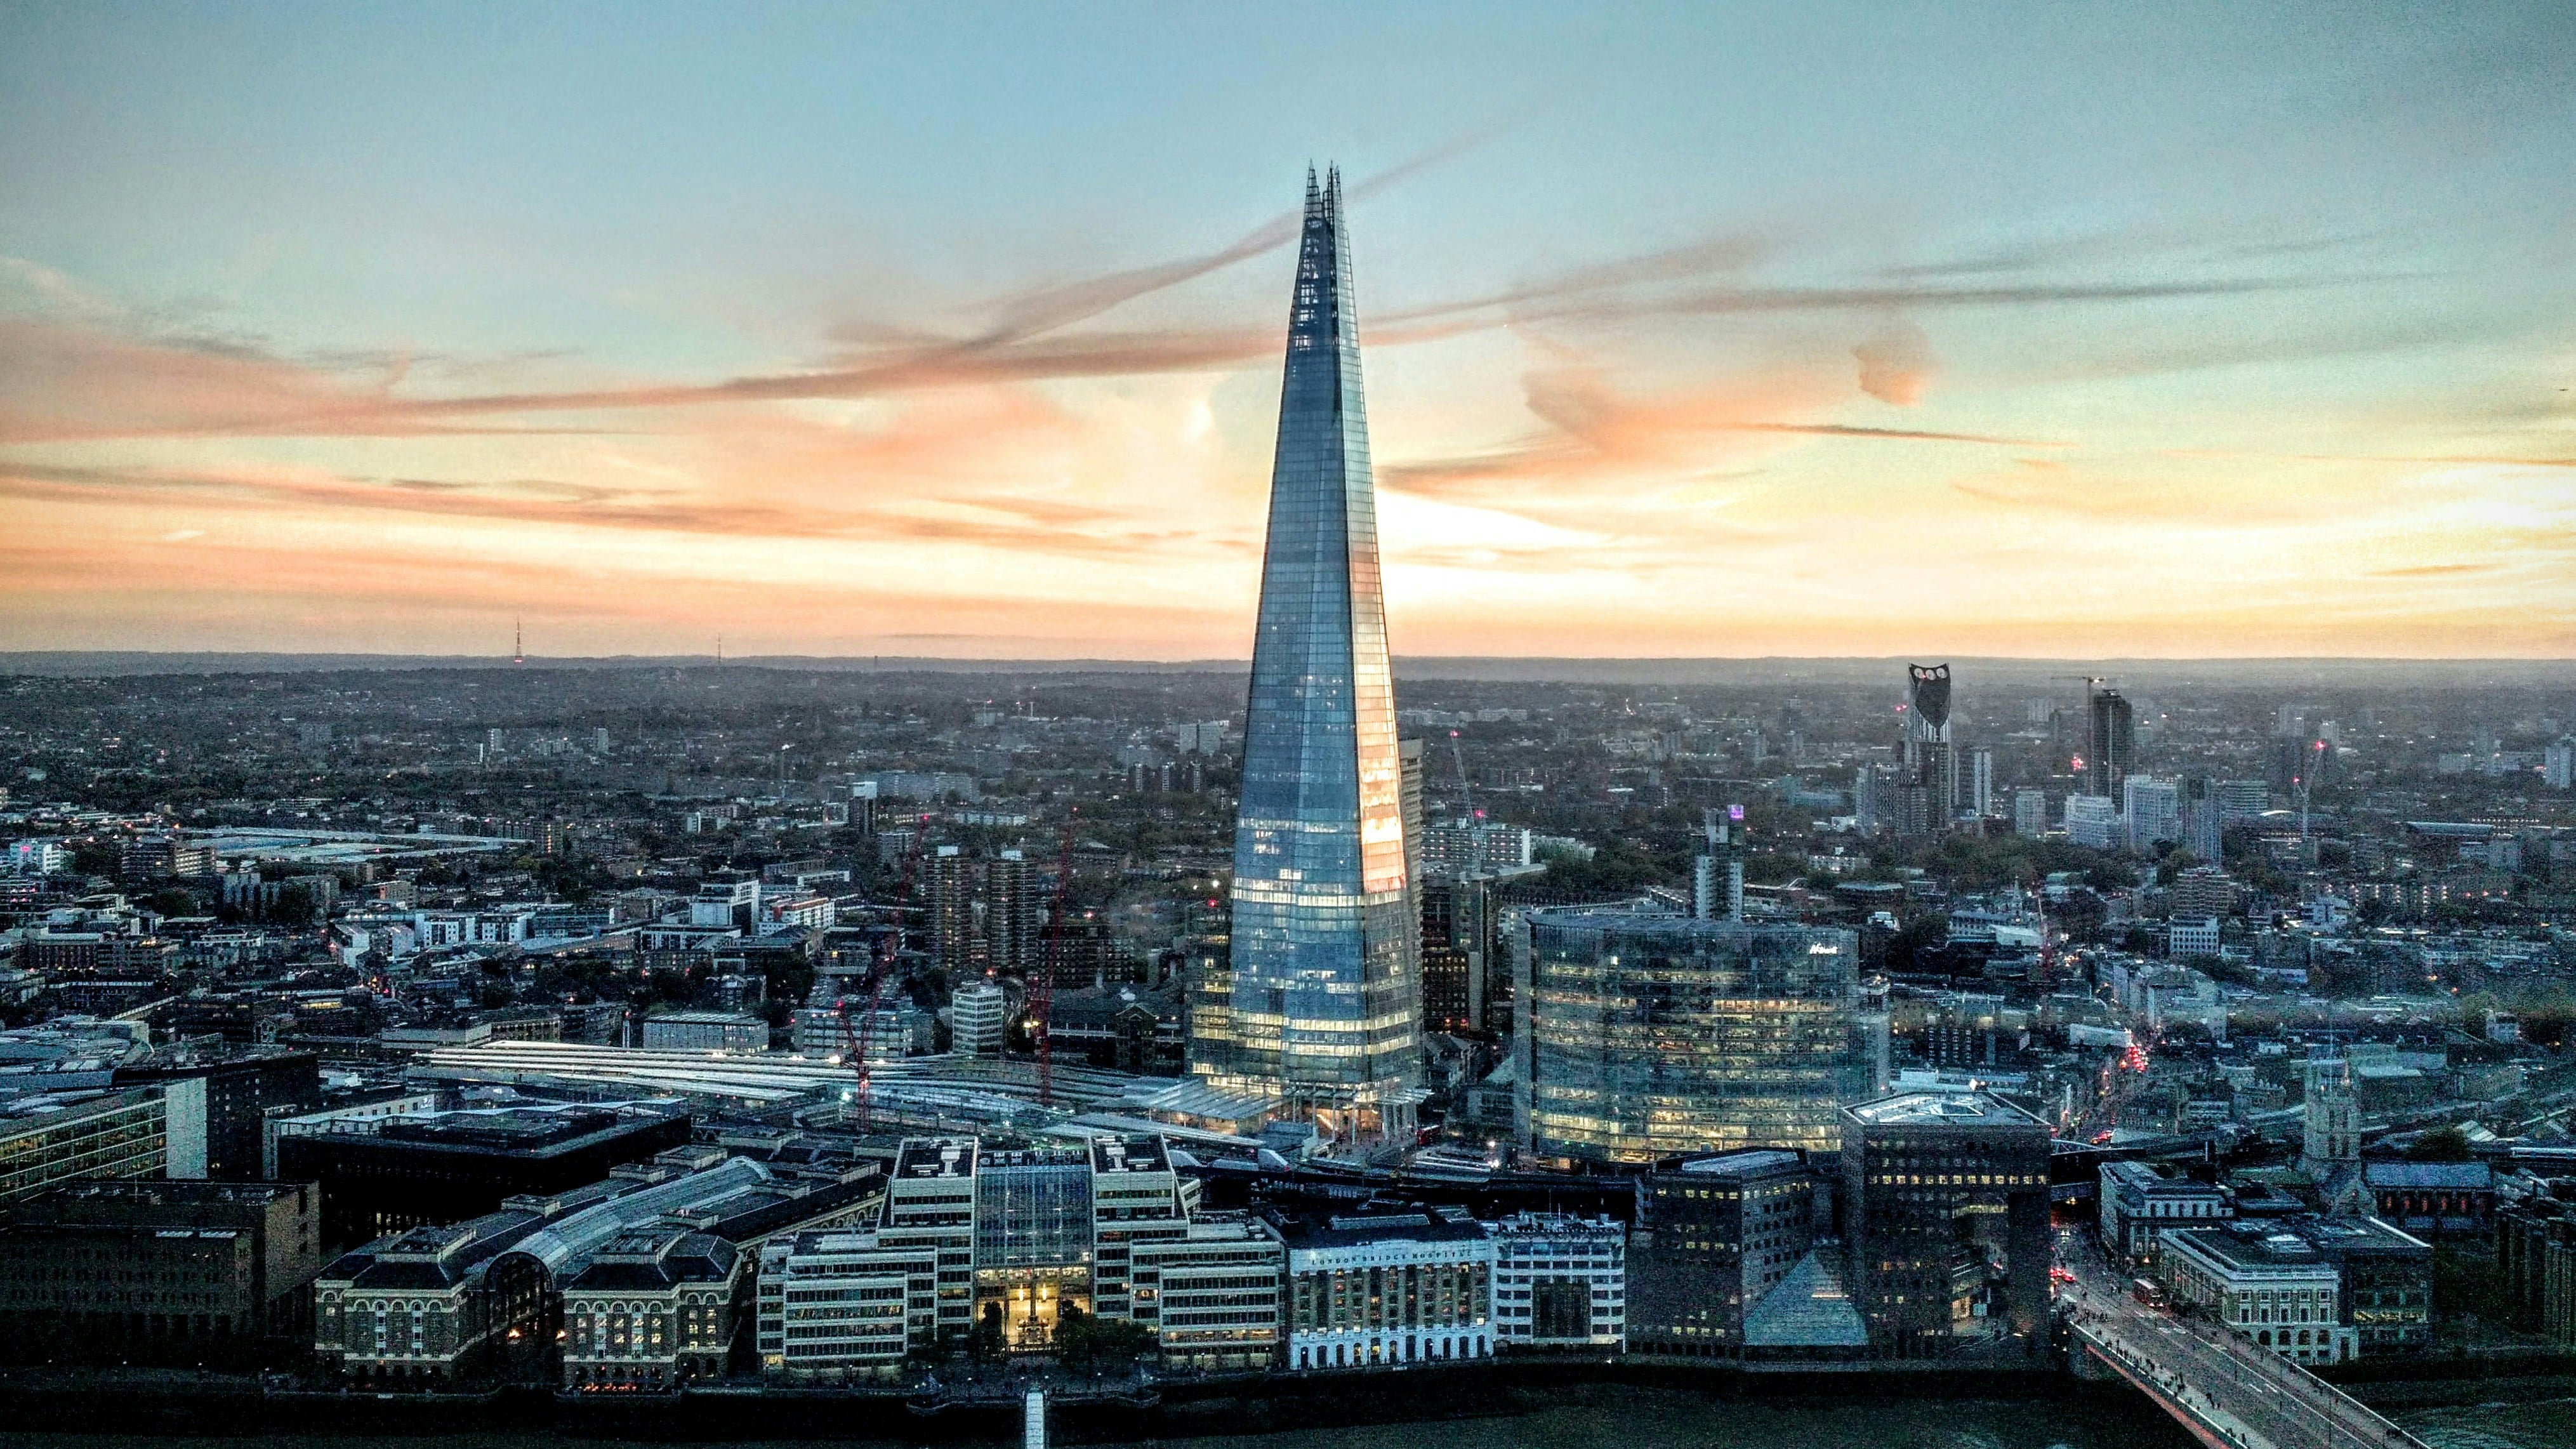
[1384,363,2047,500]
[1853,319,1935,404]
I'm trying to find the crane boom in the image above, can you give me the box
[1034,807,1078,1107]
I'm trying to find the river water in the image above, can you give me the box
[6,1392,2570,1449]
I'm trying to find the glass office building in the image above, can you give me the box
[1194,168,1420,1142]
[1519,910,1872,1163]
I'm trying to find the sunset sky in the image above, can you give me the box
[3,3,2572,659]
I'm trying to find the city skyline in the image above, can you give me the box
[3,5,2573,659]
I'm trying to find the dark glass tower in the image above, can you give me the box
[1194,168,1420,1142]
[1900,663,1957,835]
[2086,688,2135,798]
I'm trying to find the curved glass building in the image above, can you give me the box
[1519,910,1872,1163]
[1191,169,1420,1144]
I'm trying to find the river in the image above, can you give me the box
[4,1391,2569,1449]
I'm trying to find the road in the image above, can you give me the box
[2057,1231,2426,1449]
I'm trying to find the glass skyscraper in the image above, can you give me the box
[1193,168,1420,1142]
[1515,908,1875,1164]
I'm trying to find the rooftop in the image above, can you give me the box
[1673,1148,1806,1179]
[894,1137,977,1179]
[1845,1090,2048,1131]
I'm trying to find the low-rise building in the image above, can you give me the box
[638,1011,768,1053]
[1279,1205,1494,1371]
[2361,1161,2493,1238]
[560,1228,743,1391]
[314,1148,876,1389]
[2300,1215,2433,1356]
[2497,1175,2576,1349]
[2157,1222,2356,1365]
[277,1102,692,1248]
[0,1179,324,1365]
[2098,1160,2231,1266]
[2167,916,2222,960]
[1486,1212,1625,1351]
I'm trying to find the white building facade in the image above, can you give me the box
[1484,1212,1625,1350]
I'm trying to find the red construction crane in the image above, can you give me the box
[1033,807,1078,1106]
[839,816,928,1130]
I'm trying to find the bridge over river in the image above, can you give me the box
[2060,1240,2424,1449]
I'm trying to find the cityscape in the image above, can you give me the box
[3,7,2573,1449]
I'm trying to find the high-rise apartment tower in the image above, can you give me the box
[2085,688,2134,798]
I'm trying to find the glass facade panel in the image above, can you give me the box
[1526,911,1870,1161]
[1197,169,1418,1128]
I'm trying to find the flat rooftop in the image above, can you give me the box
[1845,1090,2046,1130]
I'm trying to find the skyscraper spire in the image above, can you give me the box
[1191,168,1420,1146]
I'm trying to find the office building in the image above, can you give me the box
[0,1179,324,1365]
[1968,746,1993,820]
[951,978,1010,1056]
[2156,1222,2356,1365]
[1419,874,1510,1035]
[1629,1149,1826,1358]
[758,1227,939,1380]
[755,1133,1269,1379]
[2097,1161,2231,1266]
[1128,1210,1286,1372]
[2166,915,2222,960]
[277,1104,692,1248]
[2085,689,2134,798]
[110,1052,321,1180]
[0,1083,169,1205]
[1195,169,1420,1146]
[1280,1205,1493,1370]
[2298,1215,2433,1356]
[1840,1092,2052,1358]
[1485,1212,1625,1350]
[1517,910,1871,1163]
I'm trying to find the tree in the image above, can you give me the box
[2405,1126,2474,1162]
[1883,915,1947,974]
[968,1301,1005,1363]
[1053,1304,1153,1375]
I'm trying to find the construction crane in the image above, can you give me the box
[1034,807,1078,1107]
[1447,729,1479,820]
[838,816,928,1130]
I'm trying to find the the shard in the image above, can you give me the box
[1192,168,1420,1143]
